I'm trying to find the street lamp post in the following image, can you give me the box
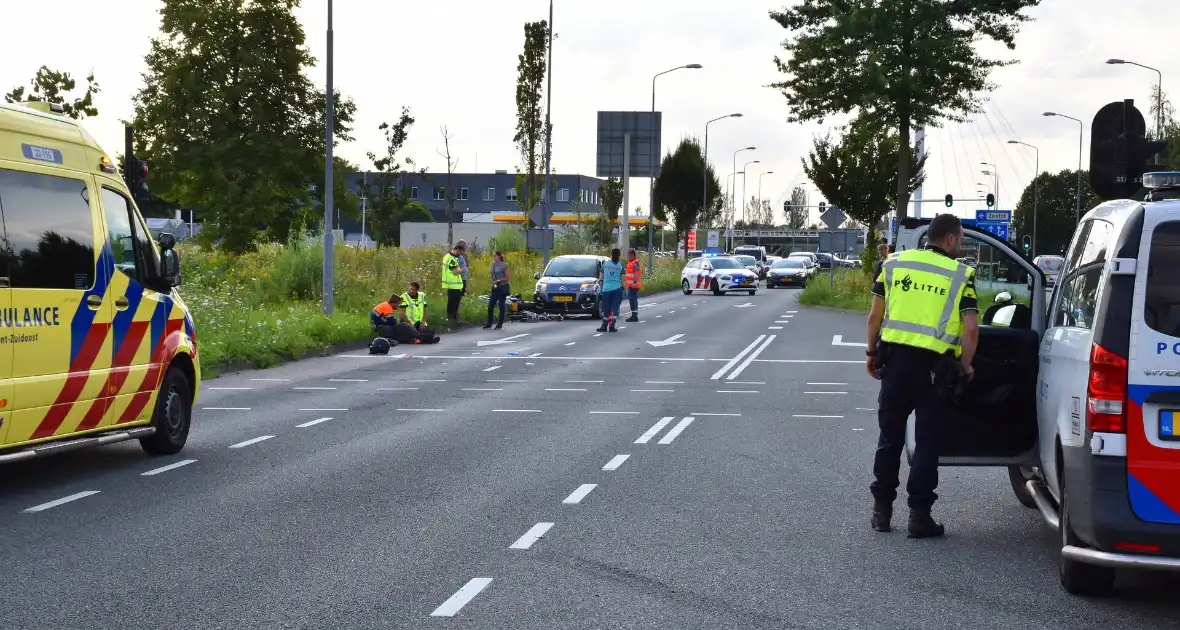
[1008,140,1039,257]
[757,170,773,246]
[702,113,741,254]
[731,146,755,249]
[648,64,702,269]
[741,160,760,247]
[981,162,998,206]
[1107,58,1164,139]
[1043,112,1084,223]
[322,0,335,316]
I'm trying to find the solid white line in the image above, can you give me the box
[566,380,604,383]
[208,387,251,391]
[378,387,418,391]
[657,417,695,445]
[463,388,503,391]
[299,408,348,411]
[398,408,444,412]
[793,414,844,419]
[635,416,675,444]
[330,378,368,383]
[482,365,502,372]
[565,342,577,346]
[646,380,684,384]
[409,379,447,382]
[856,407,875,411]
[727,335,776,380]
[768,326,783,330]
[486,379,526,383]
[808,382,848,385]
[296,417,333,428]
[140,459,197,476]
[729,381,765,385]
[545,388,586,392]
[590,411,639,415]
[229,435,274,448]
[805,391,848,395]
[602,454,630,470]
[691,412,741,416]
[716,390,759,394]
[23,491,101,513]
[853,428,867,431]
[249,378,289,382]
[754,359,862,364]
[711,335,767,380]
[631,389,673,393]
[430,578,493,617]
[345,354,722,362]
[201,407,251,411]
[492,409,542,413]
[509,522,555,550]
[563,484,598,504]
[294,386,336,391]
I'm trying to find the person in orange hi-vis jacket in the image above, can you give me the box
[624,248,643,322]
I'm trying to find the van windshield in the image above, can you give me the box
[1037,257,1064,272]
[544,258,600,278]
[1144,221,1180,337]
[734,248,763,261]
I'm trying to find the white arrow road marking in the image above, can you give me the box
[734,302,755,308]
[832,335,867,347]
[647,333,686,347]
[476,333,529,347]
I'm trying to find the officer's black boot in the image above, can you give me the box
[596,322,608,333]
[870,502,892,533]
[626,313,639,322]
[907,509,945,539]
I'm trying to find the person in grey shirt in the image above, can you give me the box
[484,251,511,330]
[456,238,471,294]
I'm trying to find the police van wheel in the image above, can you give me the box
[711,280,722,296]
[1059,478,1116,596]
[1007,466,1038,509]
[682,279,692,295]
[749,290,756,296]
[140,367,193,456]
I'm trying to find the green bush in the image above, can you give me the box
[798,270,875,312]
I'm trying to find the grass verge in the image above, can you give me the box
[798,270,1007,314]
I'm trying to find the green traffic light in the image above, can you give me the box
[986,193,995,208]
[944,193,953,207]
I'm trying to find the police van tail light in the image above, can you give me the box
[1087,343,1127,433]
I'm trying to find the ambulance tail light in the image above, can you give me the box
[1087,343,1127,433]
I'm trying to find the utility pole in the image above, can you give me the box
[540,0,554,266]
[360,172,368,249]
[322,0,335,316]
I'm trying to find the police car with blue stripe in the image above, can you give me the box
[680,253,759,296]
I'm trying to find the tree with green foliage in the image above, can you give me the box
[770,0,1039,220]
[132,0,356,253]
[365,107,430,248]
[599,176,623,224]
[1012,169,1101,257]
[786,186,808,228]
[5,66,100,119]
[514,20,549,220]
[1149,85,1179,169]
[653,138,722,255]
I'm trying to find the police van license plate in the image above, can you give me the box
[1161,410,1179,441]
[554,295,574,302]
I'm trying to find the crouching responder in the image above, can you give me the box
[865,213,978,539]
[371,294,401,341]
[624,248,642,322]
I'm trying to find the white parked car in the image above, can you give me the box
[681,255,759,296]
[1034,254,1065,288]
[896,173,1180,596]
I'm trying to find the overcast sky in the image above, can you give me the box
[1,0,1172,221]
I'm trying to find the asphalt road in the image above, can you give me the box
[3,284,1179,629]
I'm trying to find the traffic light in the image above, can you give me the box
[986,193,995,208]
[126,156,149,200]
[944,194,953,207]
[1090,98,1170,200]
[1022,235,1031,251]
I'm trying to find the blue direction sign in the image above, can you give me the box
[975,210,1012,223]
[975,221,1009,241]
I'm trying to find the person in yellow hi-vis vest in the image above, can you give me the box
[442,243,466,321]
[865,213,979,540]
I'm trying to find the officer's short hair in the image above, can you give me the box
[388,293,401,304]
[928,214,962,242]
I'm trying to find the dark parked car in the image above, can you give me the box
[533,255,607,318]
[765,258,810,288]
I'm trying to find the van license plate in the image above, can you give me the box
[1161,410,1179,441]
[553,296,574,303]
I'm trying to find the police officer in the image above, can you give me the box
[442,243,465,321]
[865,213,979,538]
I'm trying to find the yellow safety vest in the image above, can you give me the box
[879,249,974,357]
[400,291,427,325]
[441,253,463,290]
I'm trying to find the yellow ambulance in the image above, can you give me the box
[0,101,198,462]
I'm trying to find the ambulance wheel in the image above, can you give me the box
[1059,477,1116,596]
[711,280,722,296]
[682,279,692,295]
[1007,466,1037,509]
[140,367,192,456]
[748,290,756,296]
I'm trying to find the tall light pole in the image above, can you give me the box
[1107,59,1164,138]
[703,113,742,242]
[322,0,335,316]
[757,170,773,246]
[540,0,555,265]
[1044,112,1084,223]
[727,170,744,251]
[741,159,760,245]
[648,64,702,269]
[981,162,998,206]
[1008,140,1039,257]
[976,182,990,195]
[731,146,754,250]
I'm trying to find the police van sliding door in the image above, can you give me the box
[0,167,113,447]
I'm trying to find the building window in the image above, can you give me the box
[410,186,418,200]
[579,189,586,203]
[457,187,469,201]
[433,187,446,201]
[557,188,569,202]
[506,188,518,202]
[483,187,496,201]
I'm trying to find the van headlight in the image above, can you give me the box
[536,282,547,293]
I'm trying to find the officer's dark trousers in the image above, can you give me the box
[446,289,463,320]
[871,344,946,511]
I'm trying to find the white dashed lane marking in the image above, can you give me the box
[657,417,695,445]
[509,522,555,550]
[602,454,630,470]
[482,365,502,372]
[563,484,598,505]
[431,578,493,617]
[229,435,274,449]
[296,417,333,428]
[141,459,198,476]
[23,491,101,513]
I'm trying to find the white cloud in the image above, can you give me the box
[1,0,1172,222]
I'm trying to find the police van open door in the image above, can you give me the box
[898,219,1048,466]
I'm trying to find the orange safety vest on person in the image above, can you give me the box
[624,259,643,289]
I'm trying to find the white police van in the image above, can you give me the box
[897,172,1180,596]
